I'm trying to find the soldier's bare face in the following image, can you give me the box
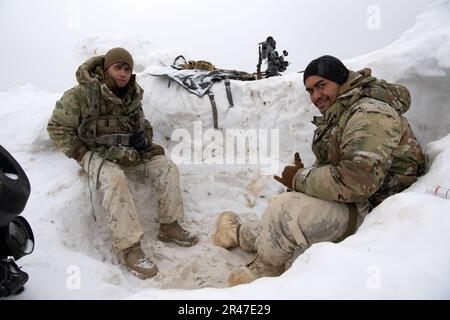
[305,75,340,114]
[106,63,132,88]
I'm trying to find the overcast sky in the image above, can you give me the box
[0,0,433,93]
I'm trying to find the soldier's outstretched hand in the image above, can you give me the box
[274,152,303,188]
[293,152,304,169]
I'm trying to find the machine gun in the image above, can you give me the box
[171,35,290,82]
[256,36,289,79]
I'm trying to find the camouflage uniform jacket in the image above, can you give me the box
[47,56,162,165]
[294,68,425,208]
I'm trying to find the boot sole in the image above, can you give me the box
[129,268,158,280]
[157,235,198,247]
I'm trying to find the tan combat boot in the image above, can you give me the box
[122,242,159,279]
[228,255,284,287]
[158,221,198,247]
[212,211,240,249]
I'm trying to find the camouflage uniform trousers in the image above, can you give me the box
[238,192,369,266]
[80,152,184,251]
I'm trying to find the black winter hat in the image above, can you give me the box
[303,55,349,85]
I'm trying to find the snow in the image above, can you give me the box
[346,0,450,146]
[1,1,450,299]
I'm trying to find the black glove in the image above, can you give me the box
[130,131,150,152]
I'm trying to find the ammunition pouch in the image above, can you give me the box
[77,87,149,166]
[78,117,135,148]
[78,119,147,166]
[95,133,133,147]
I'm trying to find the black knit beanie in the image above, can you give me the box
[303,55,349,85]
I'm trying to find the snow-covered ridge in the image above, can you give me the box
[1,1,449,299]
[346,0,450,146]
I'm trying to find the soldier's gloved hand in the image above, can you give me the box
[141,144,165,162]
[72,145,88,163]
[274,152,303,188]
[130,131,150,152]
[104,146,141,166]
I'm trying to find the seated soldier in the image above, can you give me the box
[213,55,425,286]
[48,47,198,279]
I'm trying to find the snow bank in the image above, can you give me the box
[1,1,449,299]
[345,0,450,146]
[74,34,186,73]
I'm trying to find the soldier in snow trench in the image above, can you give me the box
[213,55,426,286]
[47,47,198,279]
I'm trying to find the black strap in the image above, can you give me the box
[334,203,358,243]
[87,151,97,222]
[172,55,187,68]
[224,76,234,107]
[208,91,219,129]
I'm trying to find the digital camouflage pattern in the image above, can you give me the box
[79,152,184,251]
[47,55,162,166]
[294,68,425,207]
